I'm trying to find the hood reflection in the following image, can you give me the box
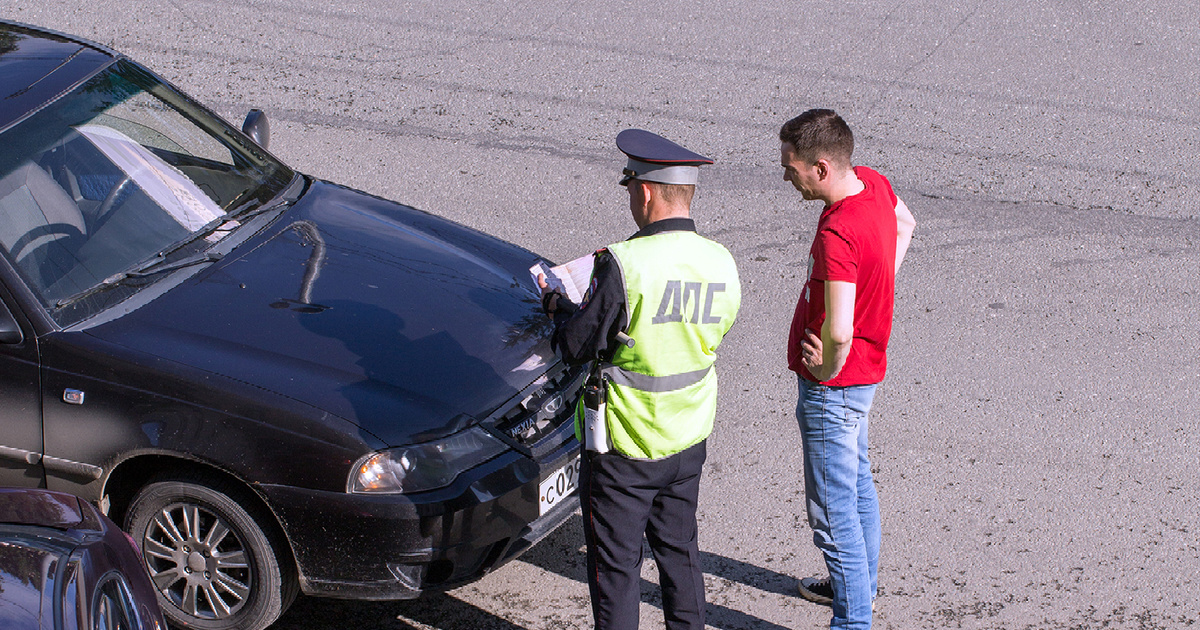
[270,220,329,313]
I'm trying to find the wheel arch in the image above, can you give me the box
[102,454,298,574]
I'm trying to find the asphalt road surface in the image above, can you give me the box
[5,1,1198,628]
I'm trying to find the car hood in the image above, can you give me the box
[85,181,558,446]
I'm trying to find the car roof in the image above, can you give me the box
[0,20,118,133]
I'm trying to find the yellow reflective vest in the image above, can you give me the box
[581,230,740,459]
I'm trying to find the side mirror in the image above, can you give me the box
[0,298,24,345]
[242,109,270,149]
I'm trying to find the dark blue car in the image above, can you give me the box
[0,19,583,630]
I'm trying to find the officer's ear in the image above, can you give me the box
[629,180,654,226]
[628,179,651,206]
[638,180,655,201]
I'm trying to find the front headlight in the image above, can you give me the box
[349,426,509,494]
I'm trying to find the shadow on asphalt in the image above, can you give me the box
[274,510,801,629]
[272,591,527,630]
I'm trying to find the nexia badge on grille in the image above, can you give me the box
[507,416,538,438]
[506,393,565,439]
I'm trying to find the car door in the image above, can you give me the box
[0,283,46,488]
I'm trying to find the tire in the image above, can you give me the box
[124,475,298,630]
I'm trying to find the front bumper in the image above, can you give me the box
[259,420,580,600]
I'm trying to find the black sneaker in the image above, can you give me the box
[797,576,833,606]
[797,577,877,610]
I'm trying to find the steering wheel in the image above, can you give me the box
[91,175,133,232]
[8,222,86,263]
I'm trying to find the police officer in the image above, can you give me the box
[538,129,741,630]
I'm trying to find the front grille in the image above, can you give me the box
[490,363,585,451]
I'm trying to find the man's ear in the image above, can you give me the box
[815,159,830,180]
[638,180,654,206]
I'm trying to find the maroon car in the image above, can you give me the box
[0,488,166,630]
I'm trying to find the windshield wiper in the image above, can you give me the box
[126,250,225,278]
[54,251,224,310]
[225,174,304,221]
[155,197,289,263]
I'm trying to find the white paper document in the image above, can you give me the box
[530,253,595,305]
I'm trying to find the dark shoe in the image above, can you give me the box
[797,576,877,610]
[797,576,833,606]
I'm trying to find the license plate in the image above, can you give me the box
[539,455,581,516]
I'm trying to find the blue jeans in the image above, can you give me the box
[797,377,879,629]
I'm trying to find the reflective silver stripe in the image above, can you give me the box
[601,364,711,392]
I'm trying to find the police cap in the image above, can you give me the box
[616,129,713,186]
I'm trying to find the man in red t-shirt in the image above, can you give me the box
[780,109,915,629]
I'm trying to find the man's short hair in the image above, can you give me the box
[645,181,696,206]
[779,109,854,168]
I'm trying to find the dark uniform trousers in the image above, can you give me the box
[580,440,707,630]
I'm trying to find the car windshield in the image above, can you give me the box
[0,59,293,317]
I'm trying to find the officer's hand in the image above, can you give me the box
[538,273,561,314]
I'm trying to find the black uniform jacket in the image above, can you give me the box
[549,217,697,366]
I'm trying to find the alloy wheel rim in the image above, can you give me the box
[141,502,253,620]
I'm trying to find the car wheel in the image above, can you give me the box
[124,475,297,630]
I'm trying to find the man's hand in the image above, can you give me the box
[800,328,824,374]
[538,273,562,314]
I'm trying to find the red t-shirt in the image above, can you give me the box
[788,166,898,386]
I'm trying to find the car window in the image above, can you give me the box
[0,60,293,322]
[74,123,223,230]
[92,91,235,167]
[91,573,137,630]
[64,559,83,630]
[0,541,46,628]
